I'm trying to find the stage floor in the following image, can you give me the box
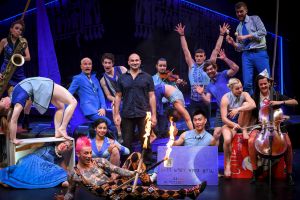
[1,150,300,200]
[1,113,300,199]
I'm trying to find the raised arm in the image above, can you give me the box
[217,49,239,77]
[210,23,230,63]
[174,23,194,69]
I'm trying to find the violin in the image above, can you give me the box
[159,70,187,85]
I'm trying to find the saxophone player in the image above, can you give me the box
[0,19,31,130]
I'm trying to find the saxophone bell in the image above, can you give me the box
[11,54,25,67]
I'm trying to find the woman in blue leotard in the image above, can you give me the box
[90,118,129,167]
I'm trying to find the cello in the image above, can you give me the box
[253,96,287,158]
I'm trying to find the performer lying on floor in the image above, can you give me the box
[155,84,193,130]
[56,136,206,200]
[0,140,73,189]
[0,77,77,144]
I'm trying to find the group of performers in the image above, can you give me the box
[0,1,298,199]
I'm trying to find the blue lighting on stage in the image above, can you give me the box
[0,0,59,24]
[180,0,285,93]
[280,36,283,94]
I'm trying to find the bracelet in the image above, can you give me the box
[180,34,185,36]
[220,34,224,36]
[283,101,285,105]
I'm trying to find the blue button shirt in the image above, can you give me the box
[236,15,267,51]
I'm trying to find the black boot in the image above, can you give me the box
[22,114,31,131]
[250,170,258,184]
[287,173,295,186]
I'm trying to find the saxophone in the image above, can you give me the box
[0,37,27,97]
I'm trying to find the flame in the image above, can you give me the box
[164,117,175,166]
[143,112,152,149]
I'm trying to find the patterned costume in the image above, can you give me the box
[64,152,205,199]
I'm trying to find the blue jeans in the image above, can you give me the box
[242,49,270,95]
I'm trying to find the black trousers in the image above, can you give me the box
[121,117,153,163]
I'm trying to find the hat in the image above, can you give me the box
[259,69,270,79]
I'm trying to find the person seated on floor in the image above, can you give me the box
[248,71,298,185]
[0,140,73,189]
[155,84,193,130]
[0,77,77,144]
[55,136,206,200]
[89,118,129,167]
[172,109,216,146]
[220,78,256,177]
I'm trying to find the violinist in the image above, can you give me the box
[152,58,185,86]
[152,58,186,137]
[248,71,298,185]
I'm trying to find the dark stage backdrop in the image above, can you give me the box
[0,0,298,112]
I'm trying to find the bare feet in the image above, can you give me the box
[11,139,22,145]
[224,163,231,178]
[55,128,72,140]
[61,181,69,188]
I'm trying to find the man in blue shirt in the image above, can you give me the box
[226,1,270,95]
[201,49,239,146]
[69,58,111,130]
[172,109,216,146]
